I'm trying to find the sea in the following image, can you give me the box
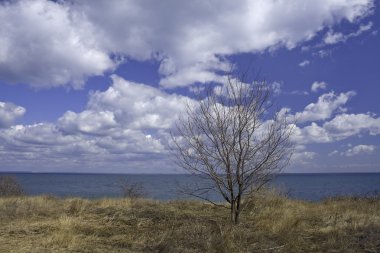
[1,173,379,202]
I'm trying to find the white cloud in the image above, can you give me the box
[311,81,328,92]
[271,82,282,96]
[0,101,26,128]
[324,22,373,45]
[342,144,375,156]
[315,49,331,58]
[0,76,196,172]
[0,123,77,146]
[354,22,373,35]
[0,122,168,172]
[289,90,309,96]
[292,151,317,163]
[292,113,380,145]
[299,60,310,67]
[86,75,191,130]
[1,80,380,172]
[77,0,376,88]
[328,150,339,156]
[292,123,331,144]
[0,0,114,88]
[58,110,117,135]
[283,89,380,145]
[0,0,375,88]
[188,85,205,94]
[291,144,318,164]
[324,31,345,44]
[324,113,380,138]
[294,91,355,123]
[213,77,252,99]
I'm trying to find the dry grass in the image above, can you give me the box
[0,192,379,252]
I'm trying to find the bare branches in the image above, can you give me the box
[171,73,294,223]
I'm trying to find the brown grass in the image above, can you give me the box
[0,191,379,252]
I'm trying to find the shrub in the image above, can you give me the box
[119,179,146,199]
[0,176,25,197]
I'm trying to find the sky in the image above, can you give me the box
[0,0,380,173]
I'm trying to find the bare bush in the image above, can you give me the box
[120,179,146,199]
[0,176,25,197]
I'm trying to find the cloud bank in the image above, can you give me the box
[0,0,378,172]
[0,76,191,172]
[0,0,375,88]
[1,77,380,171]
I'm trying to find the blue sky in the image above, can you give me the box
[0,0,379,173]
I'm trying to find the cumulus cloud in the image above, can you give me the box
[294,91,355,123]
[0,123,77,146]
[1,79,379,172]
[57,75,191,136]
[311,81,328,92]
[84,75,191,130]
[0,122,169,172]
[0,0,114,88]
[292,113,380,144]
[290,144,318,164]
[46,82,380,171]
[0,75,195,171]
[284,90,380,145]
[55,74,194,156]
[342,144,375,156]
[0,0,375,88]
[292,151,318,164]
[0,101,26,128]
[292,123,331,144]
[324,113,380,138]
[58,110,117,135]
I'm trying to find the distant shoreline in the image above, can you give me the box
[1,173,379,201]
[1,171,380,175]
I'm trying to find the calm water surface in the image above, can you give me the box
[1,173,379,201]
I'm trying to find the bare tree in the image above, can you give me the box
[171,74,294,224]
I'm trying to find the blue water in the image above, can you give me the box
[1,173,379,201]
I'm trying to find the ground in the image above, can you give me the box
[0,191,379,252]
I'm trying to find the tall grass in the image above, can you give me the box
[0,191,379,252]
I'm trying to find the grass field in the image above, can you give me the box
[0,191,379,252]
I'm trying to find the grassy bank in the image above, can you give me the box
[0,192,379,253]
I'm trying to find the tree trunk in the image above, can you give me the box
[230,200,236,223]
[234,210,240,224]
[230,200,241,224]
[235,199,241,224]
